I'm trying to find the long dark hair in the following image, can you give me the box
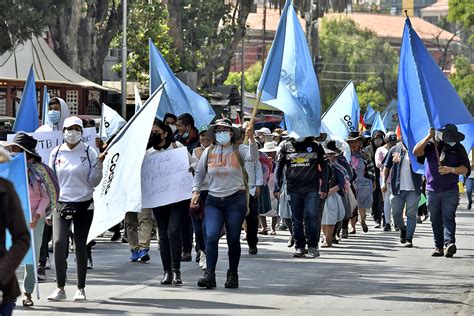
[153,118,174,143]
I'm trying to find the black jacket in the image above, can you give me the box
[0,178,30,304]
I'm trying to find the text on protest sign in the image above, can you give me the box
[141,146,193,208]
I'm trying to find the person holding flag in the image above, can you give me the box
[413,125,470,257]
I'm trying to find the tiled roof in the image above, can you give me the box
[323,13,460,42]
[246,8,306,32]
[421,0,449,13]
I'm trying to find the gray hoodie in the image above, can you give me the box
[35,97,71,132]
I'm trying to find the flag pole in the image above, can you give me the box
[244,90,262,144]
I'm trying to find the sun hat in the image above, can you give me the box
[63,116,84,130]
[255,127,271,135]
[198,125,211,135]
[206,119,240,143]
[4,133,41,159]
[259,141,280,153]
[325,140,342,155]
[346,131,363,142]
[385,132,397,143]
[436,124,465,143]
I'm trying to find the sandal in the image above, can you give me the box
[22,293,34,307]
[258,230,268,235]
[270,230,276,235]
[321,241,332,248]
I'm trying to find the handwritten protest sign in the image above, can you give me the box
[141,146,193,208]
[7,127,98,164]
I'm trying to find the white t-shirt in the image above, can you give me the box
[399,153,415,191]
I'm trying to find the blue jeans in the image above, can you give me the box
[0,301,16,316]
[390,191,420,240]
[289,191,321,249]
[427,190,459,248]
[466,178,473,206]
[204,191,247,273]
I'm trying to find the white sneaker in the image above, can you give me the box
[73,288,87,301]
[199,251,207,270]
[47,288,66,301]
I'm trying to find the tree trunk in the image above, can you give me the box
[196,0,253,87]
[49,0,122,83]
[164,0,184,65]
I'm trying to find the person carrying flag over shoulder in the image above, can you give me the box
[413,125,470,258]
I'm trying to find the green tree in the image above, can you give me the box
[448,0,474,46]
[111,1,177,83]
[318,17,398,112]
[0,0,55,54]
[224,61,262,93]
[449,56,474,114]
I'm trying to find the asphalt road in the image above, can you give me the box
[13,196,474,315]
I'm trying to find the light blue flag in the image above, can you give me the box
[149,39,215,128]
[13,66,38,133]
[398,17,474,173]
[257,0,321,138]
[381,99,398,131]
[42,85,50,125]
[370,112,386,136]
[382,111,389,130]
[0,153,34,265]
[321,81,360,139]
[363,104,376,125]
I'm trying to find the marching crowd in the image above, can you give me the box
[1,96,473,313]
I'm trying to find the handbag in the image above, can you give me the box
[189,200,205,219]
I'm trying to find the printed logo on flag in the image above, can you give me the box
[101,153,120,195]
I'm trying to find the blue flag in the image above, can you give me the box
[321,81,360,139]
[382,111,389,130]
[13,66,38,133]
[149,39,215,129]
[459,124,474,153]
[370,112,386,136]
[42,85,50,126]
[363,104,376,125]
[0,153,34,265]
[257,0,321,138]
[398,17,474,173]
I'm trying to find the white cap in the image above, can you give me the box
[256,127,271,134]
[63,116,84,129]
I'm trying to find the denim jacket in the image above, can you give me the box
[384,143,423,195]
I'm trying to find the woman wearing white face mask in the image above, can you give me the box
[192,119,258,289]
[47,116,105,302]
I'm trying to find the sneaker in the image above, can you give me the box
[287,237,295,248]
[416,217,423,224]
[431,248,444,257]
[293,248,305,258]
[467,202,471,210]
[130,249,140,262]
[383,224,391,232]
[73,289,87,301]
[197,270,216,289]
[373,222,381,229]
[199,251,207,270]
[307,247,320,258]
[138,248,150,262]
[394,224,400,231]
[248,247,258,255]
[445,243,457,258]
[224,270,239,289]
[37,266,46,281]
[47,288,66,301]
[403,240,413,248]
[400,229,407,244]
[87,258,93,269]
[181,252,192,262]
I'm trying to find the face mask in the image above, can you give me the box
[445,141,456,147]
[216,131,231,145]
[374,139,383,147]
[149,132,163,145]
[64,130,82,144]
[170,125,177,133]
[48,110,61,124]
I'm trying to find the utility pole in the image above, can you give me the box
[121,0,127,119]
[240,0,245,115]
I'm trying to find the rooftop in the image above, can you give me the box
[421,0,449,13]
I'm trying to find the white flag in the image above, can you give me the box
[99,103,126,141]
[134,85,142,113]
[88,87,163,242]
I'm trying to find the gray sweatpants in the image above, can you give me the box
[53,201,93,289]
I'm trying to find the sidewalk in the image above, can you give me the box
[14,197,474,315]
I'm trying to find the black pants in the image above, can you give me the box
[53,200,93,289]
[39,222,53,267]
[153,200,189,272]
[181,215,193,254]
[372,187,383,224]
[245,195,259,248]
